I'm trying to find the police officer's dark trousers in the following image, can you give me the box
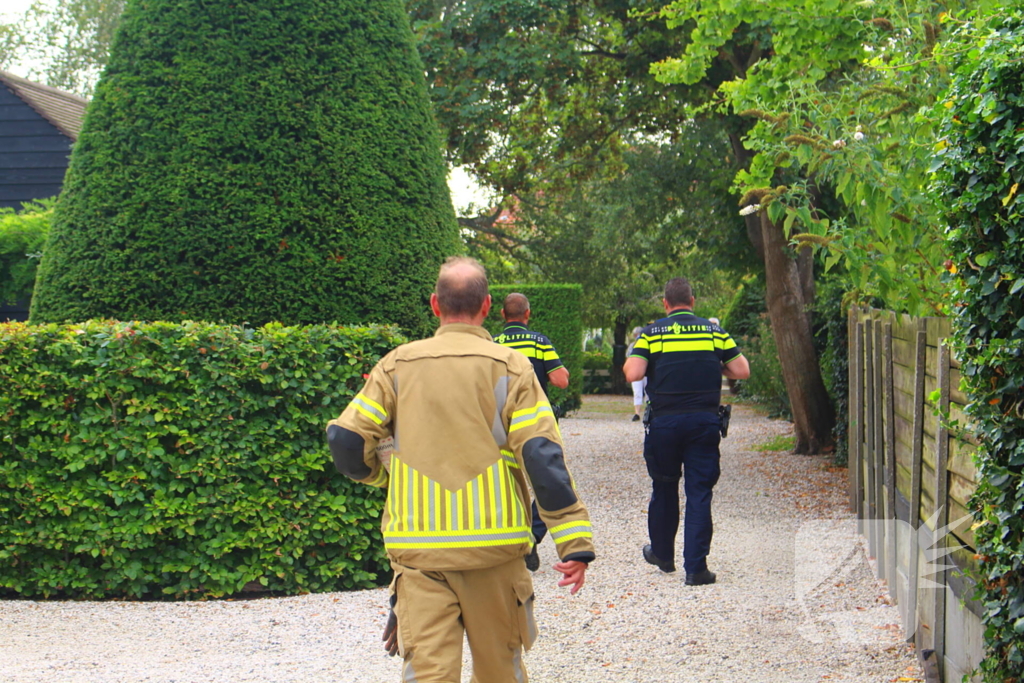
[644,412,721,574]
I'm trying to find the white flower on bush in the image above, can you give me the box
[854,131,865,141]
[833,139,847,149]
[739,204,761,216]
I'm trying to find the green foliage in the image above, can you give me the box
[408,0,697,198]
[2,0,126,96]
[30,0,459,337]
[651,0,1005,316]
[739,315,791,420]
[582,350,612,395]
[583,350,610,371]
[466,137,753,334]
[0,319,403,599]
[0,200,52,307]
[933,10,1024,680]
[721,275,766,339]
[485,284,583,412]
[813,277,849,465]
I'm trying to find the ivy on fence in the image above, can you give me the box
[934,11,1024,681]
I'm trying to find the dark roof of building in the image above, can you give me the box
[0,70,88,140]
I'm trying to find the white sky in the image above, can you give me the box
[2,0,491,213]
[1,0,33,24]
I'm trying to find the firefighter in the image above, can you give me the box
[623,277,749,585]
[493,292,570,571]
[327,256,595,682]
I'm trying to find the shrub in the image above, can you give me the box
[738,315,791,419]
[0,200,52,307]
[30,0,459,337]
[721,275,766,339]
[0,320,403,599]
[814,278,849,465]
[582,350,612,394]
[486,284,583,412]
[934,12,1024,679]
[583,350,610,370]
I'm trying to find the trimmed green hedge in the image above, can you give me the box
[485,284,583,412]
[0,200,51,307]
[30,0,459,337]
[0,320,403,599]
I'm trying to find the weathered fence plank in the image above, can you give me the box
[865,319,878,557]
[851,308,981,682]
[850,307,862,515]
[932,340,952,679]
[884,322,898,590]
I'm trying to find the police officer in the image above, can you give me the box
[494,292,570,571]
[327,257,595,682]
[623,277,749,585]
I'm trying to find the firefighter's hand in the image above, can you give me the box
[554,560,587,595]
[383,609,399,656]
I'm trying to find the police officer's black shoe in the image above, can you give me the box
[642,544,676,573]
[525,545,540,572]
[685,569,717,586]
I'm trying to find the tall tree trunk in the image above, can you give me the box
[761,212,835,453]
[797,244,816,329]
[611,317,629,395]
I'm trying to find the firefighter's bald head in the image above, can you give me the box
[433,256,491,322]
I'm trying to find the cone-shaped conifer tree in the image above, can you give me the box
[31,0,459,334]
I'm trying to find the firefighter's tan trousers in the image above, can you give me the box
[391,556,538,683]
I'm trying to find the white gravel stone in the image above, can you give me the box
[0,398,922,682]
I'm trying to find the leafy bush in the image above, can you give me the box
[582,350,612,395]
[0,320,403,599]
[814,277,849,465]
[486,284,583,412]
[934,12,1024,680]
[0,200,52,307]
[30,0,459,336]
[721,275,766,339]
[738,315,790,419]
[583,350,610,370]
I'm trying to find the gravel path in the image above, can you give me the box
[0,397,923,683]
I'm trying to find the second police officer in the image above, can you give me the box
[494,292,571,571]
[623,277,750,585]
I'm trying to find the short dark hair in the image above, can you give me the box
[435,256,489,317]
[664,277,694,307]
[502,292,530,320]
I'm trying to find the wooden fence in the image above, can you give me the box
[848,307,983,682]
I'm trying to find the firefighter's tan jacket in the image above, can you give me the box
[328,323,595,571]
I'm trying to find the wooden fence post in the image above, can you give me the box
[849,307,861,514]
[873,317,886,578]
[906,320,928,642]
[865,317,877,555]
[932,340,951,679]
[884,321,898,594]
[855,315,866,529]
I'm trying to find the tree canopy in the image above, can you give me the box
[30,0,460,334]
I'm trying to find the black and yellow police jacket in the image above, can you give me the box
[327,323,595,572]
